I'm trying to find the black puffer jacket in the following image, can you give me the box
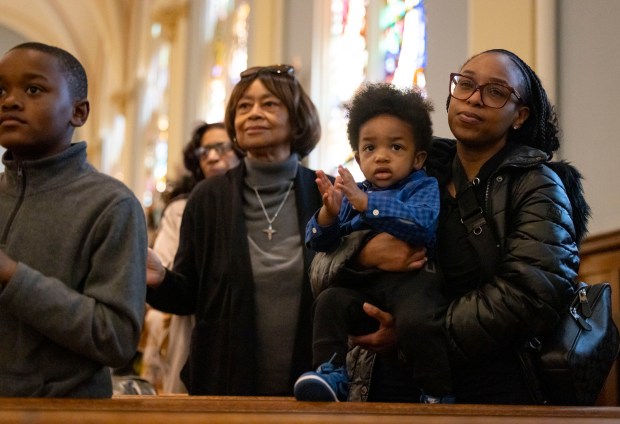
[428,138,582,363]
[311,137,588,402]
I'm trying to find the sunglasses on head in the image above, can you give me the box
[239,64,295,80]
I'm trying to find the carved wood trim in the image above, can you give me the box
[580,229,620,256]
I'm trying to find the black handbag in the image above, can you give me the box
[520,281,620,405]
[452,157,620,405]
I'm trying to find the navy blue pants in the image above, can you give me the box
[312,262,452,396]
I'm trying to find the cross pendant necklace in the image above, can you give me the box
[252,181,294,241]
[263,224,276,240]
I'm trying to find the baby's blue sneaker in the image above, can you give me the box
[294,361,349,402]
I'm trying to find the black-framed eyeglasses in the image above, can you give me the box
[449,73,522,109]
[240,64,295,80]
[195,142,233,158]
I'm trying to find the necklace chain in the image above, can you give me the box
[252,181,294,240]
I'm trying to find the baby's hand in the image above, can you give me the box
[336,165,367,212]
[315,169,333,196]
[315,170,342,225]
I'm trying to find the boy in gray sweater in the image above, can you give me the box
[0,42,147,397]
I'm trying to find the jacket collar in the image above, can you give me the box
[1,141,90,195]
[498,143,549,169]
[427,137,549,181]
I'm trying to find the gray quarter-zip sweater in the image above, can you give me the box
[0,142,147,397]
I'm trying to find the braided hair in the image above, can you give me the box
[448,49,560,158]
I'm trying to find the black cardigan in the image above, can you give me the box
[147,162,324,395]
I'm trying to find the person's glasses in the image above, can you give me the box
[449,73,522,109]
[195,142,232,158]
[240,64,295,79]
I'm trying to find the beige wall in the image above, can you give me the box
[467,0,557,102]
[558,0,620,236]
[469,0,536,66]
[248,0,284,66]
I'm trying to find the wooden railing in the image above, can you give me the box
[0,396,619,423]
[2,231,616,423]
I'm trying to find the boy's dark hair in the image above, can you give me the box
[447,48,560,157]
[346,82,434,153]
[10,42,88,100]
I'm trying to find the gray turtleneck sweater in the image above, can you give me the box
[243,154,304,395]
[147,155,324,395]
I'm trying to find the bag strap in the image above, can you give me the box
[451,156,500,280]
[452,156,549,404]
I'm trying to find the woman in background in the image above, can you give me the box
[143,122,242,393]
[146,65,327,395]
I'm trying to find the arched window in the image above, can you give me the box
[317,0,427,179]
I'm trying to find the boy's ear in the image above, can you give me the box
[71,99,90,128]
[354,152,360,165]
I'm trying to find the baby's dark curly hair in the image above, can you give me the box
[346,82,434,153]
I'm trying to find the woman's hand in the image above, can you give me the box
[0,249,16,288]
[146,248,166,288]
[349,303,397,353]
[357,233,427,272]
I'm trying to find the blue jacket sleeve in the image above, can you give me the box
[360,176,439,247]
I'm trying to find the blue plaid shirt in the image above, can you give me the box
[306,169,440,252]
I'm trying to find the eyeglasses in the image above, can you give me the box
[449,73,522,109]
[195,142,233,158]
[240,64,295,80]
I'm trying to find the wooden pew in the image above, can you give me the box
[579,229,620,405]
[0,396,619,424]
[1,232,615,423]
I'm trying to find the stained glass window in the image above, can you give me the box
[202,0,250,123]
[325,0,427,180]
[321,0,369,180]
[380,0,427,90]
[142,30,172,208]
